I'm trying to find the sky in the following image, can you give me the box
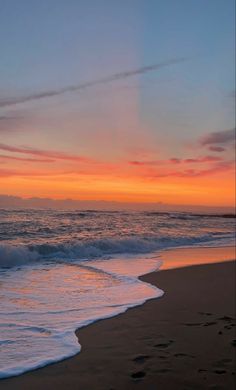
[0,0,235,210]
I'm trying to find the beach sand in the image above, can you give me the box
[1,247,235,390]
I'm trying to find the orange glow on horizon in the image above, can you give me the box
[1,166,235,208]
[0,127,235,210]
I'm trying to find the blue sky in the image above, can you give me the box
[0,1,234,93]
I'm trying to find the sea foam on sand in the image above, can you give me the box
[0,256,163,379]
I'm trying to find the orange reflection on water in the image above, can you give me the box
[160,246,235,270]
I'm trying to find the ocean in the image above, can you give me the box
[0,209,235,379]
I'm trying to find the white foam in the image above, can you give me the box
[0,209,234,377]
[0,331,80,379]
[0,244,39,268]
[1,232,234,268]
[0,256,163,379]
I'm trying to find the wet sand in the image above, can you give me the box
[159,245,236,270]
[1,247,235,390]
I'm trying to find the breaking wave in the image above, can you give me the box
[0,232,234,268]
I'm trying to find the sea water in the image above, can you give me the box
[0,209,235,378]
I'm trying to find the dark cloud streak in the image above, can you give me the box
[0,58,185,108]
[208,146,226,152]
[0,143,93,163]
[0,154,54,163]
[129,155,222,166]
[0,115,17,121]
[200,128,235,145]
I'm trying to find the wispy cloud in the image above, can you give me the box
[200,128,235,146]
[0,143,93,163]
[0,168,45,178]
[0,58,185,108]
[147,161,234,179]
[0,168,68,178]
[0,114,24,133]
[129,160,157,166]
[0,158,233,181]
[0,154,54,163]
[182,156,222,163]
[208,146,226,152]
[0,115,17,121]
[175,161,234,178]
[129,155,222,166]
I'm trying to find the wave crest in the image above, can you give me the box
[0,232,234,268]
[0,245,39,267]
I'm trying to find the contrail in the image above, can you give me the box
[0,58,185,108]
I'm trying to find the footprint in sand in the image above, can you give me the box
[131,371,146,379]
[198,312,213,316]
[184,321,217,327]
[224,324,235,330]
[213,369,227,374]
[174,353,195,358]
[218,316,235,322]
[203,321,217,326]
[231,339,236,347]
[154,340,174,349]
[132,355,151,364]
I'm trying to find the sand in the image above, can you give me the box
[1,247,235,390]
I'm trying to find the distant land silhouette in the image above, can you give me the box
[0,194,234,214]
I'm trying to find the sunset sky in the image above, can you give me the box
[0,0,235,209]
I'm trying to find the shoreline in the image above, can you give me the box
[1,246,235,389]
